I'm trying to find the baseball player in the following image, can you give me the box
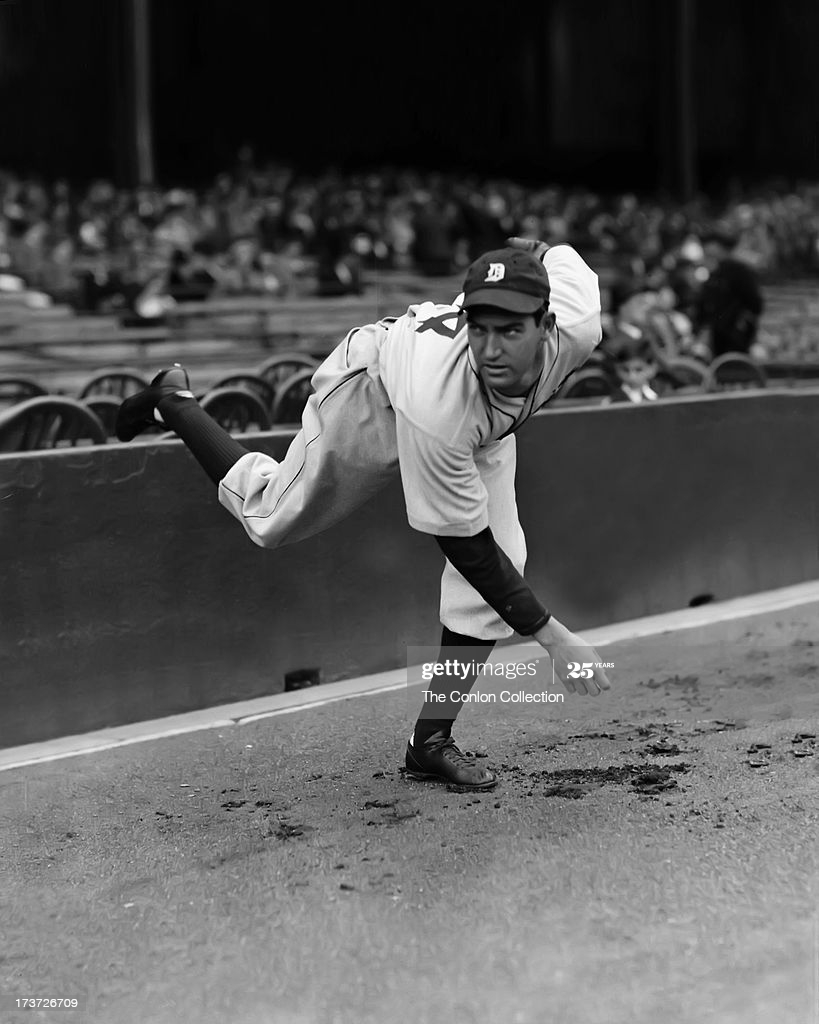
[117,238,612,791]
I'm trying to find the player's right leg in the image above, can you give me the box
[116,364,195,441]
[117,365,250,485]
[217,354,397,548]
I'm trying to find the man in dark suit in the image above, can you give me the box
[695,231,764,357]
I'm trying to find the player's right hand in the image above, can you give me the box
[533,616,612,696]
[505,236,550,262]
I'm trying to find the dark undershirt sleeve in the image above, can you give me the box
[436,527,551,636]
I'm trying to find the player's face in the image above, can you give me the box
[466,308,553,396]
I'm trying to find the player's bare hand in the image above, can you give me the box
[505,236,550,262]
[533,616,612,696]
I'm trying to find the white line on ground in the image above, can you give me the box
[2,579,818,774]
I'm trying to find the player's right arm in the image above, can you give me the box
[531,614,611,695]
[435,531,609,696]
[396,414,610,696]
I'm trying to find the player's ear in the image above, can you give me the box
[537,308,556,332]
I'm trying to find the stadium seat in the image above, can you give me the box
[583,349,613,370]
[0,396,107,452]
[210,372,276,412]
[706,353,768,391]
[556,368,615,400]
[0,377,49,408]
[78,368,149,400]
[200,386,272,434]
[82,395,123,437]
[256,353,319,395]
[271,369,315,424]
[653,357,710,394]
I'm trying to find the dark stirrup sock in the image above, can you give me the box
[441,627,498,648]
[156,394,251,486]
[412,626,496,746]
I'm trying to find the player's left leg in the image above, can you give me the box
[405,626,497,790]
[406,435,524,789]
[438,434,526,641]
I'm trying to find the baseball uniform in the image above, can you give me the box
[217,244,601,640]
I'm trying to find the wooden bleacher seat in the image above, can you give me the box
[707,353,768,391]
[78,368,149,400]
[210,372,276,412]
[256,352,319,395]
[271,369,315,425]
[653,357,710,394]
[556,368,615,401]
[82,395,122,438]
[0,377,49,408]
[0,396,107,452]
[200,386,272,434]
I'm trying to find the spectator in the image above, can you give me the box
[132,245,216,318]
[694,230,765,357]
[5,156,819,369]
[411,192,455,276]
[603,333,660,404]
[165,246,217,302]
[313,191,364,296]
[456,189,508,260]
[383,196,415,269]
[667,254,702,323]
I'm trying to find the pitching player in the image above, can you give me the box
[117,238,612,791]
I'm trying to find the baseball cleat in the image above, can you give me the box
[115,364,192,442]
[405,731,497,790]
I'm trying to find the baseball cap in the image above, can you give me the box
[460,247,550,314]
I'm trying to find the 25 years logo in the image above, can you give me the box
[567,661,614,679]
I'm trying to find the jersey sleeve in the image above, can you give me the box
[535,245,603,401]
[544,244,601,333]
[395,410,489,536]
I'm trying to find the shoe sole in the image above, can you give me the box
[115,370,190,442]
[115,394,159,442]
[403,768,498,791]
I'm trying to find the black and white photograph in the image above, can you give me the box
[1,2,818,1022]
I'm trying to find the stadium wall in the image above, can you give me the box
[1,390,817,748]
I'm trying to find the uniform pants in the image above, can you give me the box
[218,328,527,641]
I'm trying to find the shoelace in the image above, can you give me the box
[426,735,475,765]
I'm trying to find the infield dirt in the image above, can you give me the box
[1,602,817,1024]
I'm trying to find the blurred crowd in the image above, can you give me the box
[2,157,819,355]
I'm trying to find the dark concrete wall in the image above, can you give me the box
[1,390,817,748]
